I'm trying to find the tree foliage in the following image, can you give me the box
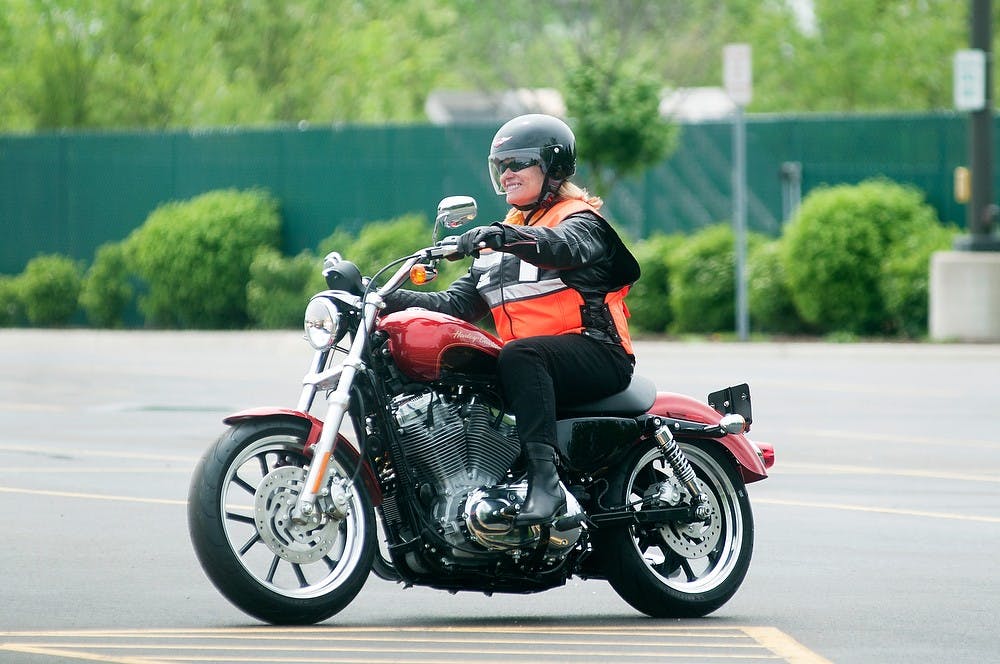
[0,0,463,130]
[0,1,985,132]
[566,62,678,196]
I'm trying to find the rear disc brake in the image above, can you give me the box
[657,481,722,558]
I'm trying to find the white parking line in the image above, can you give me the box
[757,497,1000,523]
[770,428,1000,450]
[773,461,1000,483]
[0,486,185,506]
[0,443,196,463]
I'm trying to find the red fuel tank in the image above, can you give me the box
[377,310,504,382]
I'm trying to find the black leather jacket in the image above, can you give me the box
[384,209,640,344]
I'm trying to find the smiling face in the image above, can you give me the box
[500,163,544,207]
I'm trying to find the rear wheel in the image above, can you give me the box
[188,418,375,624]
[596,439,754,617]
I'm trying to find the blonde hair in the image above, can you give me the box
[502,181,603,226]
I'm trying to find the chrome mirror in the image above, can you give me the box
[433,196,477,242]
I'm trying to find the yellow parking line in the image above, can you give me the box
[1,644,157,664]
[2,637,769,649]
[742,627,832,664]
[4,643,777,660]
[0,625,826,662]
[0,467,190,473]
[0,626,756,638]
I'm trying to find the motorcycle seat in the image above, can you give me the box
[558,374,657,417]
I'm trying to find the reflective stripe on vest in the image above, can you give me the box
[482,198,634,355]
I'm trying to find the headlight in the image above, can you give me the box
[304,297,341,350]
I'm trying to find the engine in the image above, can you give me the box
[391,390,582,562]
[394,391,520,527]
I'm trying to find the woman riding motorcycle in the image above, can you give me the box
[384,113,641,527]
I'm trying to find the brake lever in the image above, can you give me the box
[432,236,464,261]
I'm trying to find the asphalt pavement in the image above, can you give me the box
[1,330,998,663]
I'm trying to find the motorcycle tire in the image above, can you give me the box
[595,439,754,618]
[188,417,375,625]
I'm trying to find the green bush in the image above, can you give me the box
[627,233,678,334]
[748,239,810,335]
[881,222,957,337]
[782,178,941,335]
[318,213,463,291]
[126,188,281,328]
[319,214,430,278]
[0,274,25,326]
[245,213,467,330]
[316,226,356,264]
[247,249,325,329]
[19,254,84,326]
[80,242,134,328]
[666,224,763,334]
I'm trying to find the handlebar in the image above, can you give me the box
[372,241,463,301]
[425,240,463,260]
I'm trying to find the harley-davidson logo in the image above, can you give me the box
[452,329,499,349]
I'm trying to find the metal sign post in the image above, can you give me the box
[954,0,999,250]
[724,44,751,341]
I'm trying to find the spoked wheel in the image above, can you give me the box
[188,418,375,624]
[596,439,754,618]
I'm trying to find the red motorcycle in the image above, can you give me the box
[187,196,775,624]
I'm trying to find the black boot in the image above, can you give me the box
[514,442,566,527]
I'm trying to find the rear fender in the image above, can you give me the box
[223,407,382,505]
[651,393,770,484]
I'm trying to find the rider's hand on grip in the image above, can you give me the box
[456,225,506,258]
[438,235,465,261]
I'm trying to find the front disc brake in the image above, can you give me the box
[253,466,341,563]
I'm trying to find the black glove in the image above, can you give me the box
[456,224,506,257]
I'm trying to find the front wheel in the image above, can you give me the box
[595,439,754,618]
[188,418,375,624]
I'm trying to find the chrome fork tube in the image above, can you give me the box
[295,349,329,413]
[292,297,380,524]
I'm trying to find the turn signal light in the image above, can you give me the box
[409,264,438,286]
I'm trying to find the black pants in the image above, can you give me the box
[496,334,634,447]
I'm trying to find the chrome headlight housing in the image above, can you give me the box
[303,296,341,350]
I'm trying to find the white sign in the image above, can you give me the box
[954,49,986,111]
[724,43,753,106]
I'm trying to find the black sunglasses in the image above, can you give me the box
[492,157,540,174]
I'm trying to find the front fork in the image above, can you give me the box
[291,299,381,526]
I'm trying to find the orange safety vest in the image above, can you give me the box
[478,198,635,355]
